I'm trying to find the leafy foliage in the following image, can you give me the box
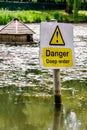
[0,9,87,24]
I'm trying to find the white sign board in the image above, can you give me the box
[40,22,75,69]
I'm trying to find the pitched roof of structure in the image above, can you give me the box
[0,18,34,35]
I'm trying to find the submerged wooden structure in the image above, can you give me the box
[0,18,34,44]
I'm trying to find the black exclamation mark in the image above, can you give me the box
[56,31,58,43]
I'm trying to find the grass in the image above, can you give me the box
[0,9,87,24]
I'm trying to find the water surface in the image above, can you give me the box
[0,23,87,130]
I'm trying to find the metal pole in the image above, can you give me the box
[53,69,62,107]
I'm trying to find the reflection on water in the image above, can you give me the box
[0,93,53,130]
[52,106,62,130]
[0,24,87,130]
[0,92,87,130]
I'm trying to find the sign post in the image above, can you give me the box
[40,22,75,106]
[53,69,61,106]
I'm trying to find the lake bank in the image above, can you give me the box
[0,10,87,25]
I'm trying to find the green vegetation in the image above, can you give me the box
[0,9,52,24]
[0,9,87,24]
[65,0,81,22]
[0,0,86,23]
[73,0,81,23]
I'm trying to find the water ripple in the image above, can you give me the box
[0,24,87,88]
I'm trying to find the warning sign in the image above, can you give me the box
[50,26,65,46]
[42,48,73,67]
[40,22,75,69]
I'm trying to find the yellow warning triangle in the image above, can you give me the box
[50,26,65,46]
